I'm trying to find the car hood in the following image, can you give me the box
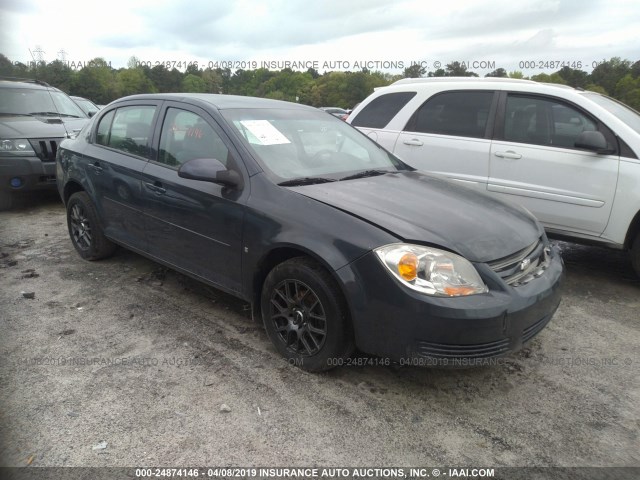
[0,115,87,138]
[289,171,542,263]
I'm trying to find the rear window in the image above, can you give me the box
[350,91,416,128]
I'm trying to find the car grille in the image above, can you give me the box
[415,338,511,359]
[487,238,551,287]
[28,138,62,162]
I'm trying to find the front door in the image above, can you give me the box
[141,103,246,294]
[489,93,619,235]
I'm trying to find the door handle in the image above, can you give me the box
[87,162,103,173]
[403,138,424,146]
[145,182,166,195]
[494,151,522,159]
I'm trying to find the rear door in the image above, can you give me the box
[140,102,247,294]
[393,90,497,192]
[489,92,619,235]
[84,101,161,251]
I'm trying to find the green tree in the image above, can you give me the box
[182,74,206,92]
[590,57,631,95]
[116,68,156,96]
[127,56,141,69]
[445,61,478,77]
[508,71,525,79]
[531,72,567,85]
[403,63,426,78]
[485,68,508,78]
[148,65,183,93]
[71,58,117,103]
[614,74,640,111]
[557,67,588,88]
[0,53,14,76]
[202,69,223,93]
[38,60,75,93]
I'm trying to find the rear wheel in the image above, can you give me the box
[66,192,116,260]
[631,233,640,278]
[261,257,354,372]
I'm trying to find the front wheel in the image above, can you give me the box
[631,233,640,278]
[66,191,116,260]
[261,257,354,372]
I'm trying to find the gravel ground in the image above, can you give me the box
[0,192,638,469]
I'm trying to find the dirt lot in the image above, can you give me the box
[0,192,638,468]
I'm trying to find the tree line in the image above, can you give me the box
[1,54,638,111]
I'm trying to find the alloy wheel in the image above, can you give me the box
[269,279,327,356]
[69,203,92,251]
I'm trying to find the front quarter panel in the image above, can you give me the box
[242,174,399,298]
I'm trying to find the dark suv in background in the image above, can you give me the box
[0,78,88,209]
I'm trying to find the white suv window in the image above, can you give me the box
[350,91,416,129]
[504,95,597,149]
[406,91,494,138]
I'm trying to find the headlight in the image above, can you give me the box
[0,139,35,155]
[375,244,488,297]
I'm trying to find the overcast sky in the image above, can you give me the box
[1,0,638,75]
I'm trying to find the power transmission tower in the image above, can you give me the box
[58,49,68,62]
[33,45,46,62]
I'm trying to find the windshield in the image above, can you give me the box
[0,87,87,118]
[220,108,408,182]
[582,92,640,134]
[74,98,99,116]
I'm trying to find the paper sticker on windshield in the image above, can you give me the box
[239,120,291,145]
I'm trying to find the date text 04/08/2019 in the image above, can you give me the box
[133,467,497,478]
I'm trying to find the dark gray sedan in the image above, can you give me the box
[56,94,563,371]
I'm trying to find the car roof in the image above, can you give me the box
[0,78,56,90]
[113,93,317,111]
[373,77,582,96]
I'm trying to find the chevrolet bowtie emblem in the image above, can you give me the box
[520,258,531,271]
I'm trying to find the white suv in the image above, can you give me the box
[348,77,640,276]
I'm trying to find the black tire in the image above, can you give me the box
[66,192,116,260]
[632,233,640,278]
[261,257,354,372]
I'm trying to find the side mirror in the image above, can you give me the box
[178,158,242,188]
[574,131,610,153]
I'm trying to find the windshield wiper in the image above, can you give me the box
[339,169,395,181]
[29,111,83,118]
[278,177,337,186]
[0,112,34,116]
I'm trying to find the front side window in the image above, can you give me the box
[407,91,494,138]
[504,95,598,149]
[97,106,156,157]
[158,108,230,168]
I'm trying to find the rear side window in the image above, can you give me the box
[96,110,114,145]
[406,91,494,138]
[96,105,156,157]
[350,92,416,128]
